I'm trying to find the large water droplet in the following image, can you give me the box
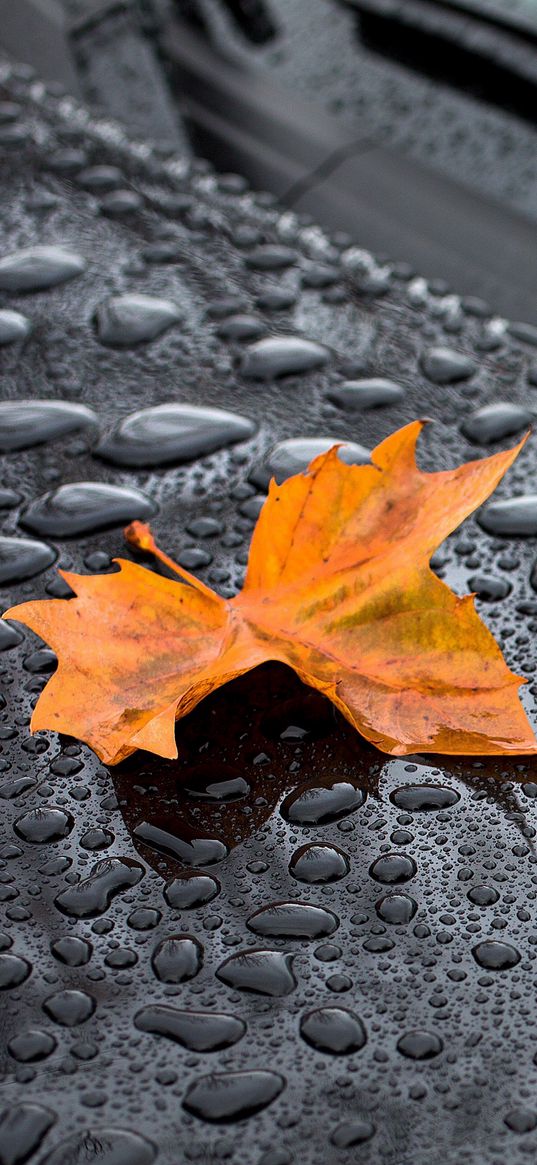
[0,400,97,452]
[289,843,350,884]
[468,574,511,601]
[183,1070,285,1123]
[281,778,367,825]
[247,902,338,939]
[390,785,460,811]
[216,949,296,996]
[472,940,521,970]
[14,807,73,844]
[0,310,31,346]
[328,378,404,409]
[151,935,203,983]
[133,820,228,866]
[21,482,155,537]
[375,893,417,924]
[461,403,532,445]
[330,1118,375,1147]
[245,245,297,270]
[0,246,86,292]
[42,988,96,1026]
[299,1007,367,1054]
[251,438,370,488]
[217,314,266,341]
[55,857,143,919]
[164,872,220,909]
[478,496,537,537]
[97,404,255,468]
[0,953,31,989]
[0,536,56,584]
[7,1029,57,1063]
[420,347,475,383]
[135,1006,245,1051]
[504,1109,537,1134]
[95,294,180,346]
[241,336,329,379]
[369,853,417,884]
[0,1103,56,1165]
[397,1030,443,1059]
[40,1129,156,1165]
[51,936,92,967]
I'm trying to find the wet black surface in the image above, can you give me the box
[1,59,537,1165]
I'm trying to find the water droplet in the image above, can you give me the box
[504,1109,537,1134]
[241,336,329,379]
[80,826,114,851]
[247,902,338,939]
[0,953,31,989]
[0,310,31,346]
[7,1029,57,1063]
[0,400,97,451]
[99,190,144,216]
[127,907,161,931]
[183,1070,285,1123]
[369,853,417,884]
[14,807,73,844]
[478,496,537,537]
[184,767,250,802]
[41,1129,156,1165]
[217,314,266,341]
[135,1005,245,1050]
[133,819,228,866]
[51,936,92,967]
[95,294,180,346]
[472,940,521,970]
[461,403,532,445]
[216,949,296,996]
[328,378,405,409]
[0,621,23,651]
[301,263,340,288]
[164,873,220,909]
[390,785,460,811]
[330,1118,376,1147]
[468,574,511,601]
[21,482,155,537]
[256,288,296,311]
[281,778,367,825]
[420,347,475,383]
[0,1103,56,1165]
[397,1030,443,1059]
[375,893,417,924]
[42,988,95,1026]
[55,857,144,919]
[467,885,499,906]
[97,403,255,468]
[0,246,86,292]
[299,1007,367,1054]
[289,843,350,884]
[251,438,370,488]
[76,165,124,190]
[151,935,203,983]
[0,536,56,584]
[245,245,297,270]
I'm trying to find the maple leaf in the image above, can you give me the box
[4,421,537,764]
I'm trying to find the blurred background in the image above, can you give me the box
[1,0,537,321]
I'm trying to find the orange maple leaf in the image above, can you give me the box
[4,420,537,763]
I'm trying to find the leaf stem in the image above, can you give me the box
[124,521,218,601]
